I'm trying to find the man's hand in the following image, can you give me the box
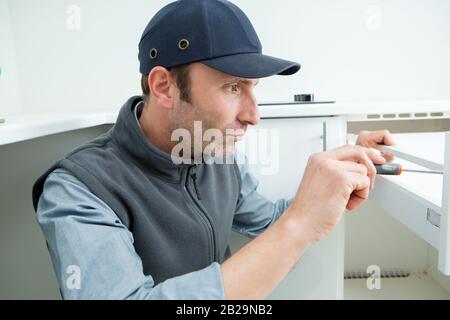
[221,144,387,299]
[355,130,396,162]
[286,145,386,243]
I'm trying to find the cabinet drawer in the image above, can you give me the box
[367,132,450,275]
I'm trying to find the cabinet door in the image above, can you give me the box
[230,116,347,299]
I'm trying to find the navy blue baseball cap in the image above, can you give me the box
[138,0,300,78]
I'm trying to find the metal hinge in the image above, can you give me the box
[427,208,441,228]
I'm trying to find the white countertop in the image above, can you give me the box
[1,99,450,146]
[258,99,450,118]
[0,111,117,145]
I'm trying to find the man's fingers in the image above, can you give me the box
[327,145,384,190]
[346,172,370,210]
[335,160,379,190]
[347,193,367,211]
[380,151,395,162]
[379,130,396,147]
[348,171,370,193]
[328,145,384,163]
[334,161,368,176]
[369,130,396,161]
[364,147,386,165]
[357,130,396,147]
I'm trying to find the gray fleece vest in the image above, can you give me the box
[32,96,242,284]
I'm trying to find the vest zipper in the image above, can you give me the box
[190,166,202,200]
[186,165,216,262]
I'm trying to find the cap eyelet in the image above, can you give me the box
[178,39,189,50]
[149,48,158,59]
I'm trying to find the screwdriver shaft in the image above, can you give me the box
[402,169,443,174]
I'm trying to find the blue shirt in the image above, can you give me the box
[36,104,292,299]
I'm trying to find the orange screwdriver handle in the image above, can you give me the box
[375,163,403,175]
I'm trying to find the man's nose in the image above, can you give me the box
[238,92,259,126]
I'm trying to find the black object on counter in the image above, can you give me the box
[294,94,314,102]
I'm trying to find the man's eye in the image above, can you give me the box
[228,83,240,93]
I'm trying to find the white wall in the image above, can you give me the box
[3,0,450,115]
[240,0,450,103]
[0,0,21,115]
[6,0,162,114]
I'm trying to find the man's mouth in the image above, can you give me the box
[226,132,246,141]
[228,135,243,141]
[223,125,247,143]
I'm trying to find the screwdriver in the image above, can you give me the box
[375,163,443,175]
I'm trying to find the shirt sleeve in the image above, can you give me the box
[36,168,225,300]
[233,150,293,238]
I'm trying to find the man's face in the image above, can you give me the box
[170,63,260,160]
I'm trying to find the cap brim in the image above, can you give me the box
[201,53,300,79]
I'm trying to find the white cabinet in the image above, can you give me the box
[369,133,450,275]
[230,115,347,299]
[345,132,450,299]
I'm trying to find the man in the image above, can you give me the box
[32,0,395,299]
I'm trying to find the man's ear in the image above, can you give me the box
[147,66,176,109]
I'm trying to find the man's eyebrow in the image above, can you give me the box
[223,77,259,85]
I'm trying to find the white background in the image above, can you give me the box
[1,0,450,115]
